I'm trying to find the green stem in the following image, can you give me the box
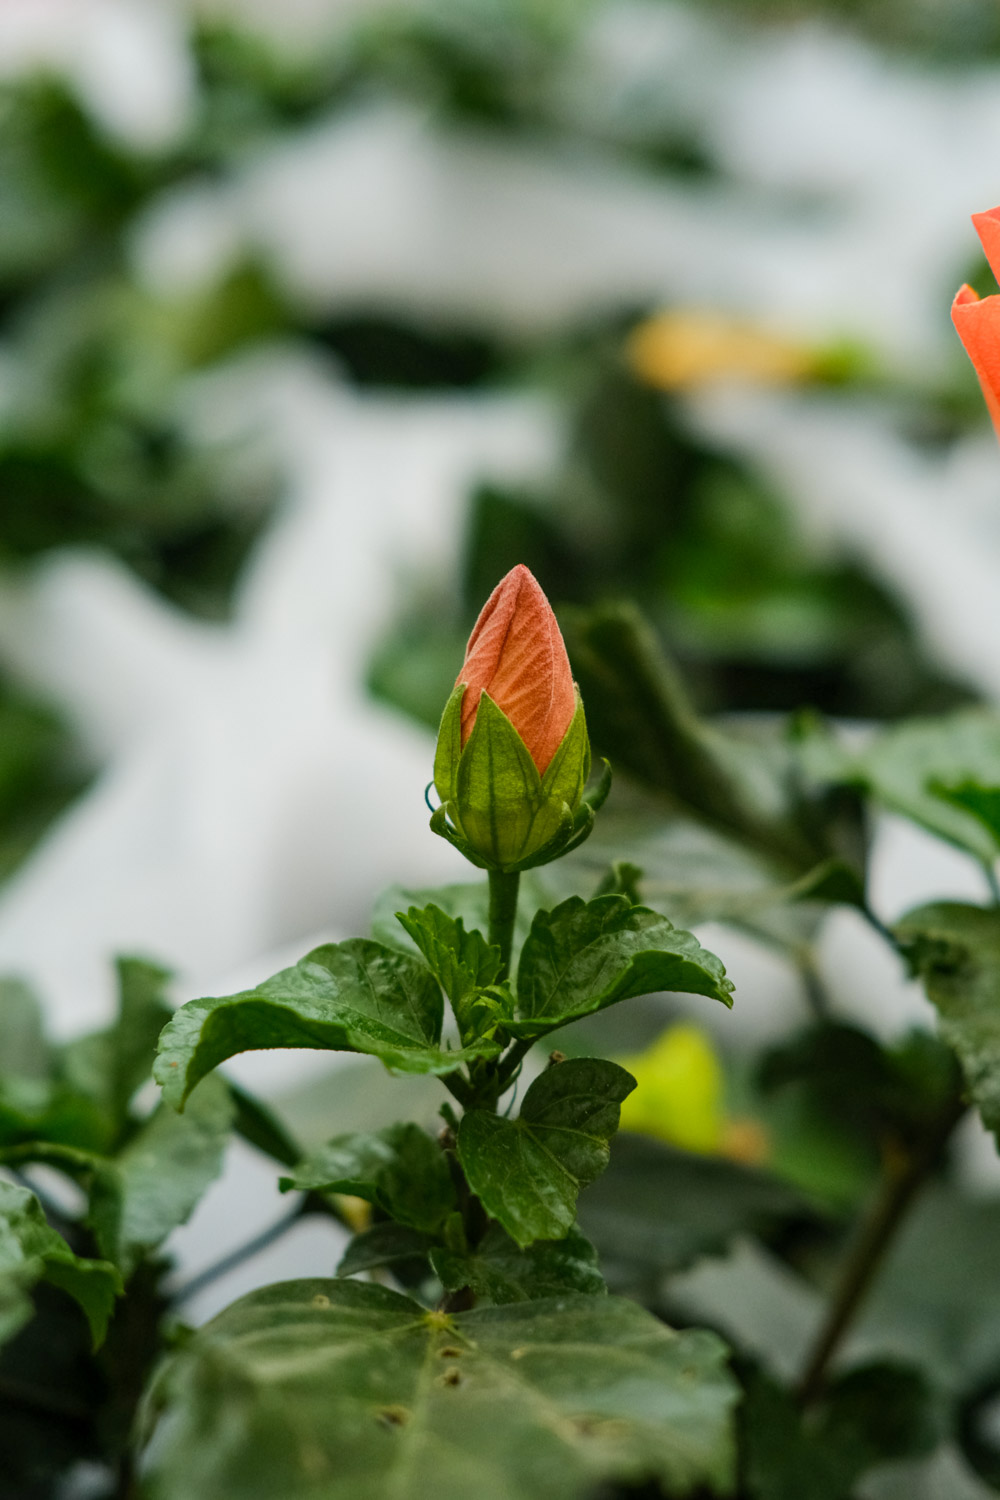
[488,869,520,981]
[497,1038,533,1095]
[796,1096,965,1404]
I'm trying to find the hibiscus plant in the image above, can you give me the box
[7,212,1000,1500]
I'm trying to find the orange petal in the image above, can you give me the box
[953,282,1000,438]
[973,206,1000,285]
[457,564,576,774]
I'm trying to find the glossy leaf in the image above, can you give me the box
[155,939,500,1109]
[509,894,733,1039]
[0,1181,121,1348]
[457,1058,636,1246]
[395,905,505,1041]
[896,903,1000,1141]
[139,1279,737,1500]
[431,1223,605,1304]
[281,1122,455,1234]
[372,877,546,983]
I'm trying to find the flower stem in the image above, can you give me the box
[488,869,520,981]
[796,1095,965,1404]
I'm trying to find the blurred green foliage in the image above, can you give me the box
[370,357,976,733]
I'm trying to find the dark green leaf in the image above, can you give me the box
[139,1279,737,1500]
[431,1223,605,1304]
[372,877,547,983]
[395,905,504,1042]
[154,939,500,1109]
[281,1122,455,1234]
[337,1223,437,1277]
[759,1022,961,1147]
[0,1181,121,1348]
[457,1058,635,1246]
[578,1134,810,1291]
[931,780,1000,849]
[509,894,732,1039]
[742,1361,938,1500]
[896,903,1000,1142]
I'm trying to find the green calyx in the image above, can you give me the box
[431,685,608,872]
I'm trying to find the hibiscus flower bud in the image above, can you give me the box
[432,565,608,871]
[953,206,1000,438]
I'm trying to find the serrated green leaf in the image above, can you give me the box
[431,1222,605,1304]
[155,939,500,1109]
[281,1122,455,1234]
[509,894,733,1039]
[139,1279,737,1500]
[372,876,547,983]
[896,903,1000,1143]
[395,905,504,1042]
[0,1181,121,1348]
[337,1223,436,1277]
[457,1059,636,1246]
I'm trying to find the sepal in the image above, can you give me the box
[431,690,603,872]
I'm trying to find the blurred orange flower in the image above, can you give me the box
[952,207,1000,436]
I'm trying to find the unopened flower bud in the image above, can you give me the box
[432,565,607,871]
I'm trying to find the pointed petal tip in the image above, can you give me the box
[971,207,1000,286]
[953,283,981,310]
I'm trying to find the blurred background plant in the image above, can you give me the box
[5,1,1000,1497]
